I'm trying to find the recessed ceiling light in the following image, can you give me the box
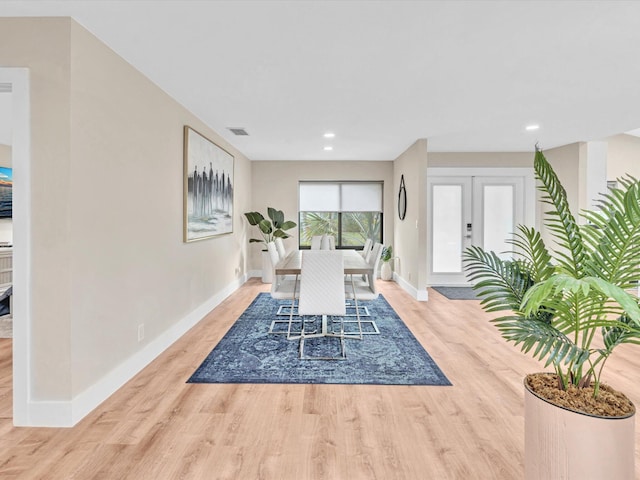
[525,124,540,131]
[323,132,335,138]
[324,146,333,151]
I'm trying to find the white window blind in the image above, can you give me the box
[298,183,340,211]
[299,182,383,212]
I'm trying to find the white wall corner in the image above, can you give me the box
[3,67,32,428]
[393,272,428,301]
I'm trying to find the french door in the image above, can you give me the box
[427,168,534,286]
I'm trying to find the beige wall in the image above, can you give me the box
[0,17,74,400]
[393,139,428,295]
[0,144,11,166]
[250,160,394,270]
[606,134,640,180]
[428,151,532,168]
[0,18,251,402]
[543,143,581,217]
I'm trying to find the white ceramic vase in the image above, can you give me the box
[380,261,393,281]
[261,250,273,284]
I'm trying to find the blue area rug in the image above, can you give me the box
[188,293,451,386]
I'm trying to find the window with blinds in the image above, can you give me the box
[298,181,383,248]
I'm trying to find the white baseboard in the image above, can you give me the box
[393,273,428,301]
[23,400,73,427]
[23,274,250,428]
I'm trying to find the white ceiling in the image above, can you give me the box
[2,1,640,160]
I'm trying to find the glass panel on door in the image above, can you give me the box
[432,185,463,273]
[482,185,514,260]
[427,176,472,285]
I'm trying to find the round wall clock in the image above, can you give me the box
[398,175,407,220]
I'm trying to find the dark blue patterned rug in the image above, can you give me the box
[188,293,451,386]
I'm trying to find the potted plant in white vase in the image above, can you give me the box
[380,245,396,281]
[244,207,297,283]
[463,147,640,479]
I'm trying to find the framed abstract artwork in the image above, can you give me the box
[183,126,234,242]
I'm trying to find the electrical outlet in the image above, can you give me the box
[138,324,144,342]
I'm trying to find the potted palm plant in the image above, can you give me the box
[244,207,296,283]
[463,147,640,479]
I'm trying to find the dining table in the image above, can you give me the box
[274,248,372,276]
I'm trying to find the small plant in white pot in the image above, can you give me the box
[380,245,396,281]
[244,207,296,283]
[463,147,640,479]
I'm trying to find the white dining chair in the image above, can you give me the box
[273,237,299,316]
[267,242,300,335]
[346,271,379,301]
[310,235,323,250]
[358,241,381,282]
[344,243,383,335]
[267,241,299,297]
[297,250,356,359]
[360,238,372,259]
[365,241,377,263]
[359,238,374,280]
[366,243,384,284]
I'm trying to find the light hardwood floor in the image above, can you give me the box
[1,278,639,479]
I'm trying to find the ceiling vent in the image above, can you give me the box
[228,127,249,136]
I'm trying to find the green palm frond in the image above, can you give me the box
[603,315,640,351]
[463,246,531,312]
[508,225,554,282]
[521,275,640,336]
[582,178,640,287]
[534,148,585,277]
[492,315,589,368]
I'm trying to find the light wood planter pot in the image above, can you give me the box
[524,377,635,480]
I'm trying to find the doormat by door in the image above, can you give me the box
[431,287,478,300]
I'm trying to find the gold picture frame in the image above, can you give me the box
[183,126,234,242]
